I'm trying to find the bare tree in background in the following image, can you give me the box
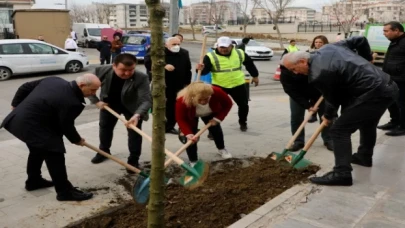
[93,2,114,24]
[329,0,364,37]
[253,0,295,48]
[95,3,106,23]
[102,2,114,24]
[236,0,257,34]
[70,4,97,23]
[210,2,228,39]
[184,6,200,40]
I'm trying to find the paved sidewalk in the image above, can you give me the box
[0,74,401,228]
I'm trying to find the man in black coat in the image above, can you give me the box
[282,39,398,186]
[88,54,152,170]
[144,37,192,134]
[377,21,405,136]
[0,74,101,201]
[236,37,250,52]
[97,35,112,65]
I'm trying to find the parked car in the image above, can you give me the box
[0,39,89,81]
[127,30,169,39]
[232,39,273,60]
[201,25,225,35]
[121,34,166,61]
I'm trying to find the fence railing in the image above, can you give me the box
[297,23,366,33]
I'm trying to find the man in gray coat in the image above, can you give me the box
[281,39,398,186]
[88,54,151,173]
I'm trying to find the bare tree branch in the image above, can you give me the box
[329,0,365,36]
[253,0,295,48]
[235,0,258,34]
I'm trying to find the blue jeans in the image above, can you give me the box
[111,52,119,62]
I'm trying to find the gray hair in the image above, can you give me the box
[166,37,180,44]
[76,74,95,86]
[281,51,311,66]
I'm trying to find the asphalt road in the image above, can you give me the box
[0,42,282,141]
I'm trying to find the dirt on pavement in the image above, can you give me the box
[70,156,319,228]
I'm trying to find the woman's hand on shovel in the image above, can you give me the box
[186,134,199,143]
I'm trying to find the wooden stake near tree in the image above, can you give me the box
[145,0,166,226]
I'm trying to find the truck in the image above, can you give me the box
[350,24,405,64]
[73,23,111,48]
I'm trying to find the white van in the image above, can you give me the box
[73,23,111,48]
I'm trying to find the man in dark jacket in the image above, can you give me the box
[281,39,398,186]
[237,37,250,52]
[97,35,112,65]
[88,54,152,171]
[144,37,192,134]
[377,21,405,136]
[0,74,101,201]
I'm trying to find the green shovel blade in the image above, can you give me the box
[270,148,289,161]
[133,175,170,204]
[178,160,208,188]
[283,150,312,169]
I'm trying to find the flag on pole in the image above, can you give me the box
[178,0,183,8]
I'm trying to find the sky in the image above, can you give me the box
[33,0,326,11]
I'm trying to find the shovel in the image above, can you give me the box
[270,96,324,161]
[283,119,328,169]
[83,142,151,203]
[104,107,210,187]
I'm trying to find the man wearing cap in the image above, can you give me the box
[196,36,259,132]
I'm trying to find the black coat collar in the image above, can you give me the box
[70,81,85,103]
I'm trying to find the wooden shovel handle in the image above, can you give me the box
[164,123,212,167]
[104,106,185,165]
[196,35,208,82]
[302,120,328,151]
[83,142,141,174]
[285,96,324,149]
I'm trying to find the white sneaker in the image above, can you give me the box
[189,161,197,167]
[218,149,232,159]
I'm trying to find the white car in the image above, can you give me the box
[0,39,89,81]
[232,39,273,60]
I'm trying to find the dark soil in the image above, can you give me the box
[70,156,319,228]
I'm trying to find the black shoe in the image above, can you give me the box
[308,115,318,123]
[56,187,93,201]
[91,152,109,164]
[289,142,304,152]
[207,132,214,140]
[166,128,178,134]
[240,123,248,132]
[377,121,399,130]
[126,162,141,174]
[309,171,353,186]
[324,141,334,151]
[25,178,54,191]
[385,127,405,136]
[351,153,372,167]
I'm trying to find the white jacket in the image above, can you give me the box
[65,38,78,50]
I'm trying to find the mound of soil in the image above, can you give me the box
[71,156,318,228]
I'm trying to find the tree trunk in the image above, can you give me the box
[274,23,284,49]
[145,0,166,227]
[190,20,196,40]
[243,23,247,35]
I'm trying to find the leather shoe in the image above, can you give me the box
[166,128,178,134]
[25,178,54,191]
[385,127,405,136]
[309,171,352,186]
[240,123,248,132]
[351,153,372,167]
[377,121,398,130]
[289,142,304,152]
[56,187,93,201]
[91,152,109,164]
[323,141,334,151]
[207,132,214,140]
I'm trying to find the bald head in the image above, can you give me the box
[76,74,101,97]
[281,51,311,75]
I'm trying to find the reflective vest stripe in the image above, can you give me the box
[210,49,243,73]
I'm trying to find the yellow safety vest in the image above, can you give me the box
[287,45,299,52]
[207,48,245,88]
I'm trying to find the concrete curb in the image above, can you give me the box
[228,183,320,227]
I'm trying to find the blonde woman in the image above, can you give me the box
[176,82,233,164]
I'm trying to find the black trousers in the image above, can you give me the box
[330,97,393,173]
[214,84,249,125]
[289,97,331,144]
[386,81,405,128]
[186,115,225,162]
[99,105,143,165]
[100,54,111,65]
[165,89,178,131]
[26,145,73,193]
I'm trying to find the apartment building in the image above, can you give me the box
[283,7,317,22]
[0,0,34,30]
[322,0,404,23]
[109,2,169,29]
[182,1,241,25]
[251,8,269,23]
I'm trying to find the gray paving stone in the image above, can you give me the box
[368,199,405,222]
[272,218,325,228]
[356,218,405,228]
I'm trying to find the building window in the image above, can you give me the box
[0,8,12,24]
[387,7,391,10]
